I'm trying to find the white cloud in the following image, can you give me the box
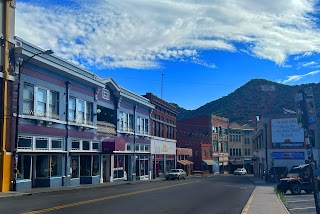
[15,0,320,69]
[281,70,320,84]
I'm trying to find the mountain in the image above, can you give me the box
[175,79,320,124]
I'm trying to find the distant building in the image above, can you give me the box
[228,122,254,174]
[176,148,193,175]
[143,93,178,178]
[252,114,317,182]
[176,115,229,173]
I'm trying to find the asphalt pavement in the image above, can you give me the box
[0,175,254,214]
[285,193,316,214]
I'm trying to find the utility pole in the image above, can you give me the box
[295,88,320,213]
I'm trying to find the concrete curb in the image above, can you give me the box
[276,193,290,214]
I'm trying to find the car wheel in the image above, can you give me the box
[183,175,186,180]
[166,178,169,180]
[290,184,302,195]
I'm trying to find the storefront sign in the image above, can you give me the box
[102,137,126,154]
[151,139,176,155]
[272,152,305,160]
[271,118,304,148]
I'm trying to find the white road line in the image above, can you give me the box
[289,207,316,211]
[287,199,314,203]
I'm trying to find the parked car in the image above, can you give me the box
[165,169,187,180]
[277,164,320,195]
[234,168,247,175]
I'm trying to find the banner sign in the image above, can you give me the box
[272,152,305,160]
[271,118,304,148]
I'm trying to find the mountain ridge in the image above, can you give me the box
[174,79,320,124]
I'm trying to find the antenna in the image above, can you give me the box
[161,73,163,99]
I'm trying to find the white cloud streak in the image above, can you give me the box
[281,70,320,84]
[15,0,320,69]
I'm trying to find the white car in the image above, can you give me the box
[165,169,187,180]
[234,168,247,175]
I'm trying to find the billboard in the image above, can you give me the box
[271,118,304,149]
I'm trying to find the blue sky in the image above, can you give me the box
[15,0,320,110]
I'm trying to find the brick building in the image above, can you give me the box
[177,115,229,173]
[143,93,178,178]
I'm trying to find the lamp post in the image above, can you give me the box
[12,49,54,191]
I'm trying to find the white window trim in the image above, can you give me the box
[68,97,93,126]
[23,84,59,120]
[17,136,65,152]
[71,139,100,152]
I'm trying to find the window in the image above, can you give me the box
[92,142,99,150]
[36,88,47,116]
[77,100,85,122]
[119,112,134,132]
[18,136,32,149]
[102,89,110,100]
[51,138,63,150]
[23,84,59,119]
[17,155,31,180]
[248,149,250,156]
[230,148,232,156]
[83,141,90,150]
[135,144,140,151]
[203,150,206,157]
[80,155,100,176]
[69,98,76,121]
[213,141,218,152]
[235,149,238,156]
[239,149,241,156]
[35,137,48,150]
[23,84,34,115]
[72,140,80,150]
[69,98,92,125]
[223,142,228,152]
[126,143,131,151]
[71,156,79,178]
[36,155,62,177]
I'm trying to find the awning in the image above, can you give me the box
[177,160,194,165]
[102,137,126,154]
[203,160,216,165]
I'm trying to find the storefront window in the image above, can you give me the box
[17,155,31,180]
[71,156,79,178]
[92,142,99,150]
[36,155,63,177]
[136,155,149,177]
[51,155,62,177]
[92,155,100,176]
[36,155,49,177]
[80,155,92,176]
[114,155,125,179]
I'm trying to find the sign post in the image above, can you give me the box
[295,88,320,214]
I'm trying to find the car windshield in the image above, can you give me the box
[170,170,180,173]
[235,168,243,171]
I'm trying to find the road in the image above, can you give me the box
[0,175,254,214]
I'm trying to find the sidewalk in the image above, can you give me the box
[243,177,289,214]
[0,177,165,197]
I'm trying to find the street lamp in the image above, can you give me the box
[12,49,54,191]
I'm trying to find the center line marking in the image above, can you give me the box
[22,181,196,214]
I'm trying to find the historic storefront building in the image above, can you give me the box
[143,93,178,178]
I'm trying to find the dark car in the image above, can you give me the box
[277,164,319,195]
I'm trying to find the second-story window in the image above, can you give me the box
[119,112,133,132]
[68,97,92,125]
[23,84,59,119]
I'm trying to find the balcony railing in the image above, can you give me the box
[97,121,117,135]
[23,109,60,120]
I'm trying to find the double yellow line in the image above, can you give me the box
[23,181,195,214]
